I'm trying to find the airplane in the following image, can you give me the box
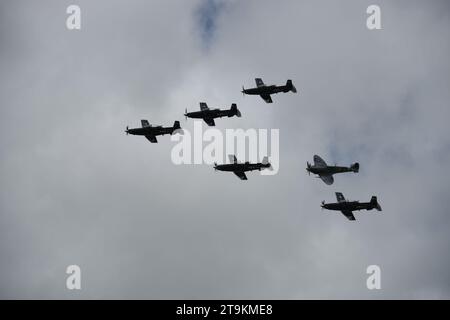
[213,155,271,180]
[184,102,241,126]
[321,192,382,221]
[241,78,297,103]
[125,120,182,143]
[306,155,359,185]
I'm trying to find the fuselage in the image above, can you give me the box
[214,162,271,172]
[126,126,176,136]
[307,166,353,176]
[185,108,235,119]
[322,201,376,212]
[242,85,290,96]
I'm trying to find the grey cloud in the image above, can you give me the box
[1,0,449,299]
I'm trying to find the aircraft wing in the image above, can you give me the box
[141,120,150,127]
[203,117,215,126]
[341,210,356,221]
[233,171,248,180]
[260,94,273,103]
[319,175,334,185]
[200,102,209,111]
[228,155,237,164]
[145,134,158,143]
[335,192,346,203]
[255,78,265,87]
[313,155,327,168]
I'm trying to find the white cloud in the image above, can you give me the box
[1,0,449,299]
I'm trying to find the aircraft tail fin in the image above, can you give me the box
[351,162,359,173]
[262,156,271,167]
[230,103,241,117]
[171,121,183,135]
[370,196,382,211]
[286,79,297,93]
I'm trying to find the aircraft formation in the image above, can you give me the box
[125,78,381,221]
[125,78,294,181]
[305,154,382,220]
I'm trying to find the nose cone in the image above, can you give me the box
[125,127,135,135]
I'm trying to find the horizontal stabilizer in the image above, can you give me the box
[371,196,382,211]
[262,156,271,168]
[231,103,241,117]
[351,162,359,173]
[286,79,297,93]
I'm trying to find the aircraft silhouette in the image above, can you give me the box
[125,120,182,143]
[321,192,382,221]
[242,78,297,103]
[184,102,241,126]
[214,155,271,180]
[306,155,359,185]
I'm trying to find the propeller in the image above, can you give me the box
[184,108,188,121]
[242,85,245,97]
[306,162,311,175]
[125,126,129,135]
[321,200,325,210]
[214,162,218,171]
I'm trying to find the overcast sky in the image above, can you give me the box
[1,0,450,299]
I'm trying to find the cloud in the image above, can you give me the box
[0,0,449,299]
[195,0,227,48]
